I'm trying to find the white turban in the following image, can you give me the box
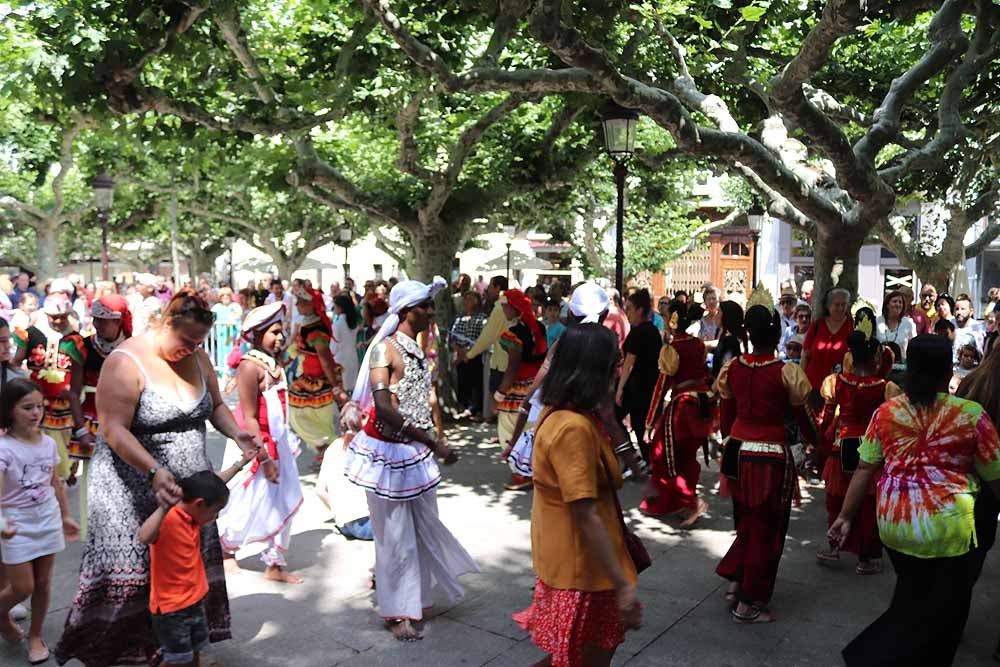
[351,276,448,412]
[568,281,610,324]
[240,302,286,342]
[49,278,74,297]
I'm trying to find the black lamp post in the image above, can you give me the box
[600,103,639,295]
[339,228,352,281]
[90,172,115,281]
[503,223,515,283]
[747,198,767,288]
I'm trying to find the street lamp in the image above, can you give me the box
[503,223,516,283]
[91,172,115,281]
[339,227,352,282]
[747,198,767,288]
[600,103,639,295]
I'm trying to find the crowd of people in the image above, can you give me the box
[1,265,1000,666]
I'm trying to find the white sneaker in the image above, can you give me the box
[9,603,27,620]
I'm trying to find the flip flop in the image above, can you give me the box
[856,560,882,575]
[815,549,840,563]
[28,640,50,664]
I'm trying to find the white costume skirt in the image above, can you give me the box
[317,436,370,524]
[217,437,304,556]
[507,394,542,477]
[344,431,441,501]
[1,498,65,565]
[367,489,480,620]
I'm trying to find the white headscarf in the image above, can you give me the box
[351,276,447,412]
[240,302,286,342]
[568,281,610,323]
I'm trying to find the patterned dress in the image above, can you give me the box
[288,318,344,451]
[55,349,230,666]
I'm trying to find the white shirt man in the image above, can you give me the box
[954,297,984,357]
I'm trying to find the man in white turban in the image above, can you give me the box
[342,277,479,641]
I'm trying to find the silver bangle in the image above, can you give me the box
[395,418,413,439]
[614,441,635,455]
[518,405,530,415]
[74,426,90,439]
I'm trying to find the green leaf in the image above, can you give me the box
[740,6,767,21]
[713,0,733,8]
[693,14,713,29]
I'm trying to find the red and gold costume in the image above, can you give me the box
[13,325,81,479]
[289,288,348,451]
[714,354,813,604]
[817,373,900,559]
[640,333,716,515]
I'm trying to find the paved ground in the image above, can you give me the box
[9,420,1000,666]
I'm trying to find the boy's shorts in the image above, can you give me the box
[151,602,209,664]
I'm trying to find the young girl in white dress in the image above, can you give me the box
[0,378,79,664]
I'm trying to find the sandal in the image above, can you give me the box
[731,604,775,624]
[815,548,840,563]
[856,559,882,575]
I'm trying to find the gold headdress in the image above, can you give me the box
[851,298,876,317]
[855,312,874,341]
[668,310,679,331]
[746,283,775,315]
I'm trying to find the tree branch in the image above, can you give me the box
[395,90,439,182]
[213,6,278,105]
[802,84,872,125]
[857,0,972,167]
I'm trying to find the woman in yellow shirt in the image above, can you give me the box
[513,324,641,667]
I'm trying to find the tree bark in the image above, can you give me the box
[812,225,864,313]
[34,219,60,284]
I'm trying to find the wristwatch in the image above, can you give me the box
[147,466,160,482]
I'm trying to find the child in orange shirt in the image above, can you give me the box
[139,456,253,667]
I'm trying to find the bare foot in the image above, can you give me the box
[386,618,423,641]
[679,498,709,528]
[0,615,22,643]
[223,557,242,574]
[264,565,304,584]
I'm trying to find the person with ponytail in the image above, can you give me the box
[288,287,349,470]
[640,299,714,527]
[831,334,1000,665]
[814,312,900,575]
[495,289,547,491]
[714,287,814,624]
[712,300,746,379]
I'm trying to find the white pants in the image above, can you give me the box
[260,521,292,568]
[366,489,480,620]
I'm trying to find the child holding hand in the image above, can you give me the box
[140,452,255,667]
[0,378,79,664]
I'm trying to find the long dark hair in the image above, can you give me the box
[745,304,782,351]
[0,378,41,430]
[541,324,617,412]
[904,335,953,407]
[719,301,747,348]
[670,300,703,332]
[333,294,359,330]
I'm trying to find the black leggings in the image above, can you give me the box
[843,547,976,666]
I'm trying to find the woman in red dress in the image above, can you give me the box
[714,295,813,623]
[640,300,714,527]
[815,312,900,575]
[801,288,853,389]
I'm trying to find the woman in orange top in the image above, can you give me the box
[641,300,715,526]
[715,299,813,624]
[816,314,899,574]
[514,324,641,667]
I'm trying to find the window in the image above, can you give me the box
[721,242,750,257]
[792,230,814,258]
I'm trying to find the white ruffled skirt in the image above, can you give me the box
[507,394,542,477]
[344,430,441,501]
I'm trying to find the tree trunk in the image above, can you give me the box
[812,224,864,314]
[34,219,60,283]
[412,220,465,413]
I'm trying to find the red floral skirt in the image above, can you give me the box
[513,579,625,666]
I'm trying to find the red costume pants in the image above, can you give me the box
[640,397,706,515]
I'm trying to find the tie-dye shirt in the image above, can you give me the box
[860,393,1000,558]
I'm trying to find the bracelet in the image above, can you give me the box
[372,382,390,393]
[73,426,90,439]
[395,418,413,440]
[518,406,530,415]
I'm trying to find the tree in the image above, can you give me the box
[369,0,1000,302]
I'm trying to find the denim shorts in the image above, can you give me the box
[151,602,209,664]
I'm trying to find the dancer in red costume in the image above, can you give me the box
[815,310,900,575]
[640,300,715,527]
[714,287,815,624]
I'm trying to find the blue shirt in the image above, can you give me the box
[545,321,566,347]
[652,312,665,332]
